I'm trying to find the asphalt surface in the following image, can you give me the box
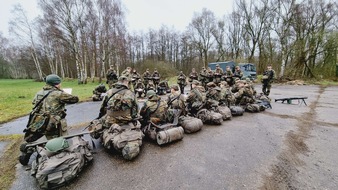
[3,84,338,190]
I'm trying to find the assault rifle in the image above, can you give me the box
[275,97,308,106]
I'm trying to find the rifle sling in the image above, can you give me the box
[167,94,181,106]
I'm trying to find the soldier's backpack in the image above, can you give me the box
[101,122,143,160]
[217,105,232,120]
[178,116,203,133]
[31,135,93,189]
[229,106,244,116]
[196,109,223,125]
[245,103,261,113]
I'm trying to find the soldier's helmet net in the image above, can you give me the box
[46,74,61,86]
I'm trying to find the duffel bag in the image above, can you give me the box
[179,116,203,133]
[31,136,93,189]
[196,109,223,125]
[245,103,261,113]
[217,106,232,120]
[230,106,244,116]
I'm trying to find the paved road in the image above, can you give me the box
[6,85,338,190]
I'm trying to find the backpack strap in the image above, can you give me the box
[167,94,181,107]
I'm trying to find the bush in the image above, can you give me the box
[131,60,178,79]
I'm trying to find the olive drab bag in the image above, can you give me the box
[196,109,223,125]
[31,136,93,189]
[24,91,52,142]
[178,115,203,133]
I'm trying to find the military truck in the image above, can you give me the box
[208,61,257,80]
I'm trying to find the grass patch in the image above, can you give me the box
[0,79,101,124]
[0,134,23,190]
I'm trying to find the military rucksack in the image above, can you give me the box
[31,136,93,189]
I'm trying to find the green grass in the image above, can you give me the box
[0,134,23,190]
[0,79,101,124]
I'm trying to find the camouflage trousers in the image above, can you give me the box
[262,83,272,96]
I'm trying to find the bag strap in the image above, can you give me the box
[33,90,53,110]
[106,87,127,103]
[167,94,181,106]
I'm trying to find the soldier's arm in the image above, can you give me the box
[59,92,79,104]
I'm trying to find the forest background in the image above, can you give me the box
[0,0,337,83]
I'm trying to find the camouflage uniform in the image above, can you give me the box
[199,67,208,88]
[140,93,168,126]
[205,82,222,109]
[142,70,152,91]
[33,85,79,139]
[167,85,186,116]
[131,70,141,88]
[177,72,187,94]
[223,68,234,86]
[213,66,223,86]
[99,83,138,125]
[152,70,161,90]
[188,69,198,89]
[206,68,214,83]
[233,66,243,80]
[134,80,145,98]
[262,67,275,96]
[186,81,206,115]
[234,81,255,106]
[92,84,107,101]
[106,68,118,89]
[219,81,235,107]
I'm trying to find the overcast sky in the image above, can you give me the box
[0,0,233,37]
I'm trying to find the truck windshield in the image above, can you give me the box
[242,64,256,72]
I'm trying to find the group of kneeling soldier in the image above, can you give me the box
[20,70,271,189]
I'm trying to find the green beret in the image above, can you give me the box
[46,74,61,86]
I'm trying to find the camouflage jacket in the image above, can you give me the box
[187,86,205,104]
[33,85,79,116]
[233,70,243,79]
[134,82,145,89]
[167,92,186,112]
[121,69,131,80]
[140,96,168,124]
[106,69,118,81]
[214,68,223,76]
[177,74,187,85]
[206,87,222,108]
[99,84,138,124]
[143,72,151,81]
[189,71,198,80]
[262,69,276,83]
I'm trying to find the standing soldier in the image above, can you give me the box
[143,68,152,93]
[20,74,79,165]
[199,67,208,89]
[152,68,161,90]
[233,66,243,80]
[188,68,198,89]
[262,65,276,96]
[30,74,79,140]
[213,64,223,86]
[177,71,187,94]
[206,67,214,83]
[223,66,234,86]
[121,67,132,80]
[131,68,141,89]
[106,65,118,89]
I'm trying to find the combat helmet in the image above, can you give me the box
[45,137,69,153]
